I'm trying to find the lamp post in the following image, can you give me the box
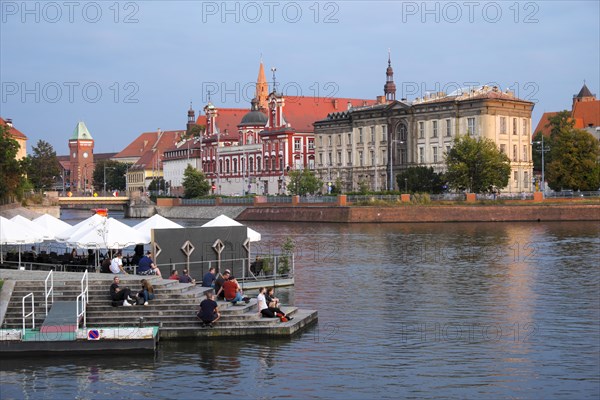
[533,135,550,196]
[404,177,408,193]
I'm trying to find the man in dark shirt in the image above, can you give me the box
[179,269,196,284]
[197,292,220,327]
[202,267,216,288]
[109,277,133,306]
[214,270,230,300]
[137,251,156,275]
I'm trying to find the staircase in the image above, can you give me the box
[2,275,317,339]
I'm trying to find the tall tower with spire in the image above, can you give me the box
[68,121,94,193]
[384,50,396,102]
[186,102,196,135]
[256,60,269,111]
[572,82,596,109]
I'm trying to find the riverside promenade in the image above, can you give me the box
[0,270,317,344]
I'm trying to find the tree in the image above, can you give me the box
[182,165,210,198]
[0,124,26,201]
[148,177,167,193]
[445,135,511,193]
[533,110,573,172]
[396,166,444,194]
[24,140,61,190]
[546,128,600,191]
[92,160,128,193]
[187,124,206,139]
[287,169,323,195]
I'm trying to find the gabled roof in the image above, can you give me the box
[126,130,183,171]
[283,97,377,132]
[572,99,600,128]
[197,108,246,136]
[0,117,27,139]
[70,121,93,140]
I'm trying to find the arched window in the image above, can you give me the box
[219,160,223,175]
[249,157,254,172]
[257,156,261,172]
[233,158,238,174]
[225,159,230,174]
[397,123,407,141]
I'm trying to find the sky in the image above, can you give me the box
[1,0,599,154]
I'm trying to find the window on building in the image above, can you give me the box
[226,159,230,174]
[328,136,332,146]
[513,144,517,161]
[467,118,476,135]
[272,158,277,171]
[419,122,424,139]
[294,139,301,151]
[308,139,314,150]
[382,125,387,141]
[433,146,438,163]
[308,158,315,169]
[524,171,529,188]
[445,145,451,155]
[432,121,438,138]
[279,158,283,172]
[370,150,375,166]
[347,133,352,144]
[419,147,424,163]
[514,170,518,181]
[370,127,375,143]
[337,151,341,165]
[446,119,451,137]
[500,144,506,154]
[359,151,363,166]
[522,119,528,136]
[328,152,332,166]
[233,158,238,173]
[257,156,261,172]
[513,118,517,135]
[319,154,323,166]
[500,117,506,134]
[347,151,352,165]
[319,136,323,146]
[359,128,363,143]
[523,145,527,162]
[337,134,341,145]
[250,157,254,172]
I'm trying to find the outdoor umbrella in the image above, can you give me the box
[11,215,54,241]
[0,216,43,266]
[133,214,183,243]
[32,214,72,239]
[66,217,148,249]
[55,213,106,242]
[201,214,261,242]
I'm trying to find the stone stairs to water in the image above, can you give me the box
[1,273,317,338]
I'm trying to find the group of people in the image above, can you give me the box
[101,251,162,277]
[109,276,155,306]
[168,269,196,284]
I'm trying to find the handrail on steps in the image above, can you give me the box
[44,270,54,316]
[76,270,88,329]
[22,292,35,337]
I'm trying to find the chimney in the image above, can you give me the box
[5,118,13,127]
[333,99,338,110]
[376,95,385,104]
[347,101,352,110]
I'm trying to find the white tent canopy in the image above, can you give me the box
[55,213,106,242]
[11,215,54,241]
[66,217,148,249]
[0,216,44,265]
[133,214,183,243]
[201,214,261,242]
[32,214,72,239]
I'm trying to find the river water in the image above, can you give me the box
[1,211,599,399]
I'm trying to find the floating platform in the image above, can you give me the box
[0,326,159,356]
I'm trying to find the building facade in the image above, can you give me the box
[314,60,535,193]
[0,118,27,160]
[68,121,95,193]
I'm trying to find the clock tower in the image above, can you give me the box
[68,121,95,193]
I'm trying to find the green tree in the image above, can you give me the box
[182,165,210,198]
[396,166,444,194]
[0,125,26,201]
[532,111,572,173]
[24,140,61,190]
[330,177,344,195]
[546,128,600,191]
[445,134,511,193]
[187,124,206,138]
[287,168,323,195]
[148,177,167,193]
[93,160,129,193]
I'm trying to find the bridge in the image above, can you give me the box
[57,196,130,209]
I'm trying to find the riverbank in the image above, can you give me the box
[235,203,600,223]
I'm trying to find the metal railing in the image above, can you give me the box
[181,198,216,205]
[221,197,254,204]
[44,270,54,316]
[299,196,338,204]
[76,270,88,329]
[266,196,292,203]
[22,293,35,336]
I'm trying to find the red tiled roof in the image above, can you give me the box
[0,117,27,139]
[114,130,185,160]
[196,97,376,135]
[128,130,183,170]
[572,100,600,128]
[533,112,559,137]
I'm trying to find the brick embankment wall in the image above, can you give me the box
[156,206,248,220]
[237,204,600,223]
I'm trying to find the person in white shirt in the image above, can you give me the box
[110,252,127,274]
[257,287,274,318]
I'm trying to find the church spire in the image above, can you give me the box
[256,60,269,111]
[384,49,396,102]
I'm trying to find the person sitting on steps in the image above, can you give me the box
[217,274,250,304]
[197,292,220,327]
[257,287,292,321]
[138,279,155,306]
[109,276,134,306]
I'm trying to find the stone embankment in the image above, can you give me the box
[236,204,600,223]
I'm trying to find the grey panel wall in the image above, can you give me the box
[152,226,249,281]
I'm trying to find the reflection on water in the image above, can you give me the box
[1,213,599,399]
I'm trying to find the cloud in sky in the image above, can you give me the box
[1,0,598,153]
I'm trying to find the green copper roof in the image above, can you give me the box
[70,121,93,140]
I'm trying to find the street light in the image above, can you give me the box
[533,135,550,196]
